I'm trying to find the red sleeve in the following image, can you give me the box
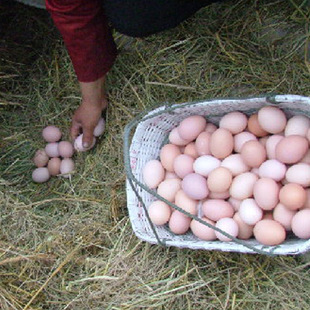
[45,0,117,82]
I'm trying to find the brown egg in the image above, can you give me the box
[157,178,182,202]
[190,217,217,241]
[202,199,234,221]
[174,190,198,215]
[279,183,307,211]
[195,131,211,156]
[33,149,49,167]
[275,135,309,164]
[210,128,234,159]
[240,140,266,168]
[273,203,296,231]
[47,157,61,176]
[207,167,232,193]
[247,113,268,137]
[253,219,286,246]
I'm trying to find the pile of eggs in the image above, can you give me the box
[142,106,310,246]
[32,118,105,183]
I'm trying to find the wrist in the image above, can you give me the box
[79,76,106,105]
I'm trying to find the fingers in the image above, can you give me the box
[70,120,81,142]
[82,126,95,148]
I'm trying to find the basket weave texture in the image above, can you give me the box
[124,94,310,256]
[15,0,45,9]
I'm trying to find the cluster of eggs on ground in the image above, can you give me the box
[32,118,105,183]
[142,106,310,246]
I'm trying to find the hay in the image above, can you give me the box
[0,0,310,309]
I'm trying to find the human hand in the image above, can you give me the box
[70,76,107,148]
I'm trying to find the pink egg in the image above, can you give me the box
[195,131,211,156]
[160,144,181,172]
[58,141,74,158]
[228,197,242,212]
[208,190,230,199]
[291,209,310,239]
[285,163,310,187]
[148,200,172,225]
[253,178,279,211]
[202,199,234,221]
[233,212,254,240]
[205,123,218,134]
[181,173,209,200]
[193,155,221,177]
[229,172,258,200]
[45,142,60,158]
[157,178,181,202]
[219,111,248,134]
[240,140,266,168]
[273,203,296,231]
[239,198,263,225]
[285,115,310,137]
[169,127,190,146]
[275,135,308,164]
[215,218,239,242]
[169,211,191,234]
[178,115,207,141]
[258,159,286,182]
[258,106,287,134]
[221,154,250,176]
[265,135,284,159]
[183,142,199,159]
[234,132,257,153]
[74,134,96,152]
[190,217,217,241]
[173,154,194,179]
[42,125,62,143]
[32,167,50,183]
[60,158,75,178]
[143,160,165,189]
[174,190,198,215]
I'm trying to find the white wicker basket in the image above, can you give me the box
[15,0,45,9]
[124,94,310,255]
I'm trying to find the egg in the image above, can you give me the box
[257,106,287,134]
[33,149,49,167]
[265,135,284,159]
[221,154,250,176]
[301,149,310,164]
[275,135,309,164]
[157,178,181,202]
[173,154,194,178]
[202,199,234,221]
[190,217,217,241]
[247,114,268,137]
[32,167,50,183]
[193,155,221,177]
[228,197,242,212]
[239,198,263,225]
[253,178,279,211]
[74,134,96,152]
[240,140,266,168]
[208,190,230,199]
[210,128,234,159]
[233,212,254,240]
[160,144,181,172]
[174,190,198,215]
[181,173,209,200]
[234,132,257,153]
[253,219,286,246]
[302,189,310,209]
[177,115,207,141]
[207,167,232,193]
[93,117,105,137]
[284,115,310,137]
[60,158,75,178]
[169,211,191,234]
[148,200,172,225]
[45,142,60,158]
[47,157,61,176]
[258,159,286,182]
[285,163,310,187]
[195,131,211,156]
[273,203,296,231]
[183,142,199,159]
[42,125,62,143]
[215,218,239,242]
[219,111,247,134]
[143,160,165,189]
[164,171,178,180]
[291,209,310,239]
[279,183,307,211]
[58,141,74,158]
[169,127,190,146]
[229,172,258,200]
[205,123,217,134]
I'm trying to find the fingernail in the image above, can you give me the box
[83,142,89,148]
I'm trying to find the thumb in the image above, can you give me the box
[82,127,95,149]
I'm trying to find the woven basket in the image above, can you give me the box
[124,94,310,256]
[15,0,45,9]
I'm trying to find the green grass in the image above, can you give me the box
[0,0,310,309]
